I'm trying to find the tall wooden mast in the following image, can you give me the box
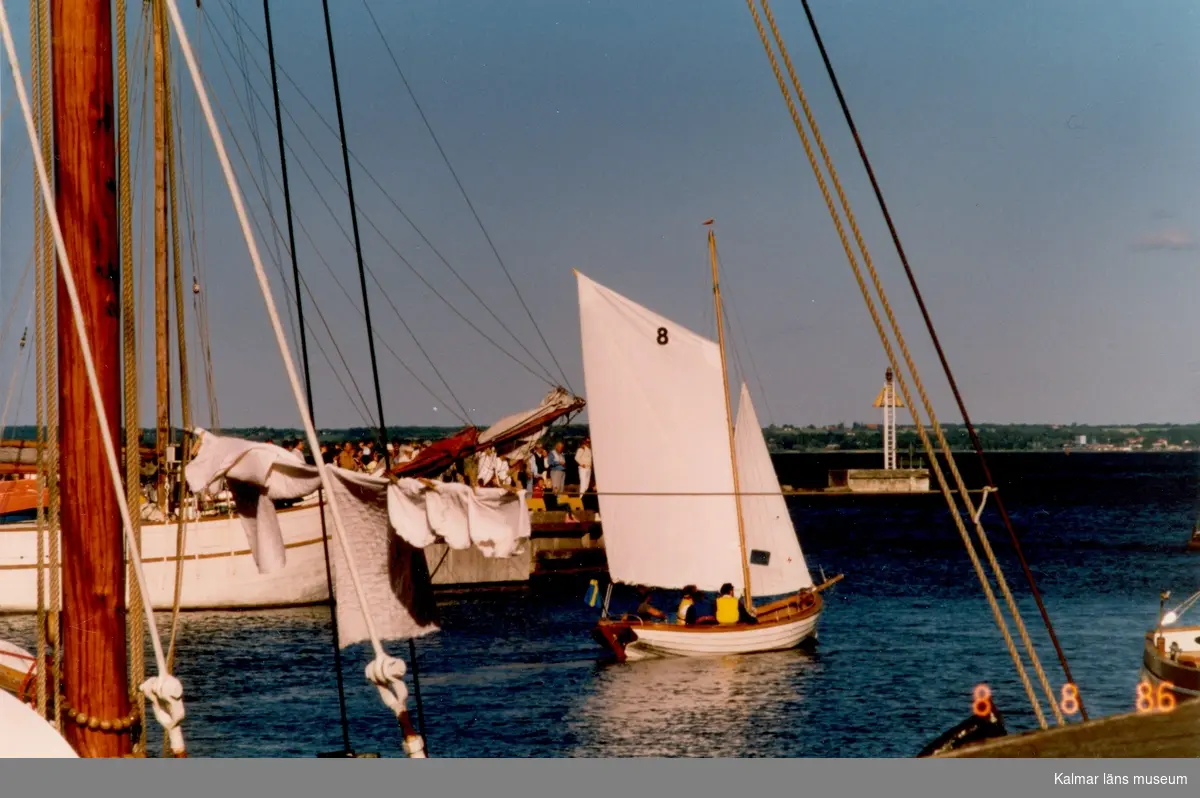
[51,0,131,757]
[706,222,753,613]
[152,0,170,515]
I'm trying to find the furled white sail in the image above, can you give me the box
[477,386,579,447]
[734,383,812,598]
[576,271,744,592]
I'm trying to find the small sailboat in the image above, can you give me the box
[578,227,839,663]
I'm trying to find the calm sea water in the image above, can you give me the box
[2,452,1197,757]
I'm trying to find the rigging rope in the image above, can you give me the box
[117,0,148,753]
[320,0,429,741]
[262,0,353,755]
[163,22,193,752]
[318,0,391,472]
[756,0,1065,728]
[212,0,562,390]
[191,72,381,425]
[28,0,46,724]
[0,2,188,753]
[796,0,1086,720]
[162,0,426,756]
[0,302,34,437]
[745,0,1061,728]
[359,0,573,393]
[36,0,60,732]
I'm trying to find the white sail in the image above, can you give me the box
[577,271,744,592]
[734,383,812,597]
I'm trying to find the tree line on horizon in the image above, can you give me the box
[6,422,1200,453]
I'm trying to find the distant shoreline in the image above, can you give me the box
[770,448,1200,455]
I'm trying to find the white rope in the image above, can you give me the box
[0,0,186,755]
[161,0,424,756]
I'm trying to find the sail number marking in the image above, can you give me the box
[656,327,669,345]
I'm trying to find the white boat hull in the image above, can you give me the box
[0,687,76,758]
[623,611,820,661]
[0,504,330,611]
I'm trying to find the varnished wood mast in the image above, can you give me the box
[51,0,131,757]
[707,223,753,613]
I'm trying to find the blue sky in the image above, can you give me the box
[0,0,1197,429]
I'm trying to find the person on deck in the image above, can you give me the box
[636,589,666,621]
[336,442,356,471]
[547,441,567,493]
[575,438,592,494]
[531,444,549,489]
[715,583,741,625]
[676,585,698,626]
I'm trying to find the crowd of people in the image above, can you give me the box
[265,435,596,497]
[266,437,432,474]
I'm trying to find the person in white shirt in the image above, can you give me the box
[575,438,592,494]
[290,440,306,463]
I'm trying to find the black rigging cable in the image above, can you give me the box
[262,0,353,756]
[196,59,378,424]
[200,11,473,424]
[360,0,573,392]
[216,0,561,388]
[320,0,428,746]
[797,0,1085,719]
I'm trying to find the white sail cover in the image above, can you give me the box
[734,383,812,597]
[577,271,744,592]
[185,430,530,647]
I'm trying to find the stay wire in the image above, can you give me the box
[262,0,353,756]
[360,0,573,393]
[216,0,560,389]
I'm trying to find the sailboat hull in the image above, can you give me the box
[596,591,822,662]
[1142,629,1200,703]
[0,503,330,611]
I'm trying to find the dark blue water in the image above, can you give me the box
[3,453,1197,756]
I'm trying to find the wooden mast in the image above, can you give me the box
[706,221,753,613]
[51,0,131,757]
[152,0,170,516]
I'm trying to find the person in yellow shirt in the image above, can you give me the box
[715,583,740,625]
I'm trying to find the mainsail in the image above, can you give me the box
[577,271,744,592]
[734,382,812,598]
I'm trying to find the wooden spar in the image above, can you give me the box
[152,0,169,516]
[706,223,753,612]
[50,0,131,756]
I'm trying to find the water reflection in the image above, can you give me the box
[567,649,819,757]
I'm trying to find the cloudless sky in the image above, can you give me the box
[0,0,1197,430]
